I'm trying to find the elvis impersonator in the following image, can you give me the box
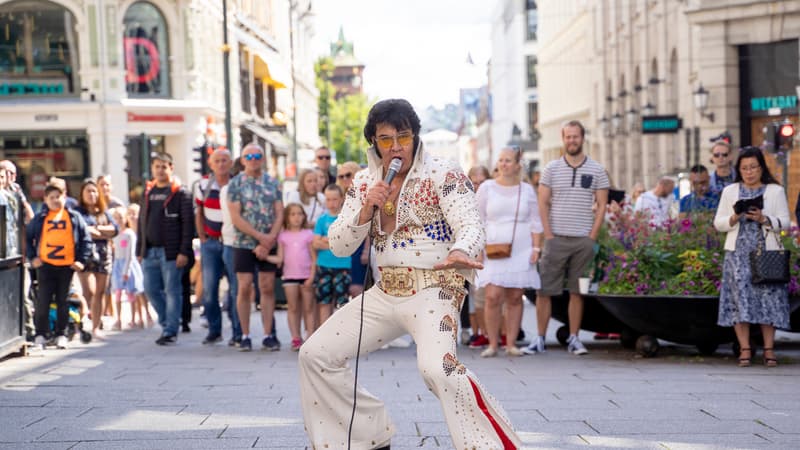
[298,99,521,449]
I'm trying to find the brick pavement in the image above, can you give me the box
[1,301,799,449]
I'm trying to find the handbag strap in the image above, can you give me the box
[509,183,521,247]
[757,218,785,253]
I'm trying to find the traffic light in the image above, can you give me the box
[192,144,210,175]
[777,119,794,151]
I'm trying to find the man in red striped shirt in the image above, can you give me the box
[194,148,236,345]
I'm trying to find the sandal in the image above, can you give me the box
[738,348,751,367]
[763,348,778,368]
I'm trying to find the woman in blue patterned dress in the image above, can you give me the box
[714,147,791,367]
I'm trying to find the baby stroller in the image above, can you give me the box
[48,289,92,344]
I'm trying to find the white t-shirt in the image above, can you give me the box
[285,190,326,226]
[219,184,237,246]
[634,190,673,226]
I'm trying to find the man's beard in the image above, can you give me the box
[565,144,583,155]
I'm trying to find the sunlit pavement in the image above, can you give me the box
[1,300,799,449]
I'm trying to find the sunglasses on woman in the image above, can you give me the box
[337,173,352,180]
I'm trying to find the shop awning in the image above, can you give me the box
[243,122,290,153]
[234,29,291,89]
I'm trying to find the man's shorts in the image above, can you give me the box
[538,235,595,296]
[314,266,351,306]
[233,247,278,273]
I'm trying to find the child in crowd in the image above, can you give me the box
[126,204,154,327]
[26,182,91,350]
[110,207,145,329]
[271,203,316,351]
[312,184,351,325]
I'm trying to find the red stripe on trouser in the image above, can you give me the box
[468,377,516,450]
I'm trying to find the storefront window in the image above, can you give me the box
[0,131,88,208]
[123,2,170,97]
[0,0,79,97]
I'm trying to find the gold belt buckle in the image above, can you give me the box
[378,267,418,297]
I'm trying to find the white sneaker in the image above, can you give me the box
[567,336,588,355]
[55,335,69,349]
[521,336,546,355]
[33,335,46,350]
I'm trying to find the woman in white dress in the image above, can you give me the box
[285,169,326,228]
[476,147,543,357]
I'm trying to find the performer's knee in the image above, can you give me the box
[417,353,459,391]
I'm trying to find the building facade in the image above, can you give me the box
[0,0,317,206]
[538,0,800,212]
[490,0,539,171]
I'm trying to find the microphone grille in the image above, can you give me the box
[389,158,403,172]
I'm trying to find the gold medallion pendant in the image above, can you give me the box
[383,200,396,216]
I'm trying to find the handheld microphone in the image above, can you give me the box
[372,157,403,213]
[384,157,403,184]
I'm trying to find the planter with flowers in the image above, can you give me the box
[593,209,800,356]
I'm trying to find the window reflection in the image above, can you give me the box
[123,2,170,97]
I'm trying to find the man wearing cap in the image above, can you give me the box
[137,152,195,345]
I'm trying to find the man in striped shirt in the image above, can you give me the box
[195,148,234,344]
[524,120,609,356]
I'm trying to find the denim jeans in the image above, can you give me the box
[143,247,184,337]
[201,239,224,336]
[222,245,242,339]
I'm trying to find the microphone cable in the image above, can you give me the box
[347,212,377,449]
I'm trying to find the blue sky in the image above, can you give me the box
[313,0,493,110]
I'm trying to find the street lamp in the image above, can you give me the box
[642,102,656,116]
[611,113,622,135]
[693,83,715,122]
[599,116,609,137]
[626,108,638,132]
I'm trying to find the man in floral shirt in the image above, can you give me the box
[227,143,283,352]
[298,99,521,450]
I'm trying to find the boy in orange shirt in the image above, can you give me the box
[26,182,91,350]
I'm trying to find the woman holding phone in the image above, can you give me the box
[713,147,790,367]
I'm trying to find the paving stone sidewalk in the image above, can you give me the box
[1,301,799,449]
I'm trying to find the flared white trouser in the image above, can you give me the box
[298,285,521,450]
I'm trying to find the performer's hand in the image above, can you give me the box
[359,181,393,224]
[433,249,484,270]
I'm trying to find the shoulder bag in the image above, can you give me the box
[750,218,790,285]
[485,183,521,260]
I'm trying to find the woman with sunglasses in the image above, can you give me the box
[285,169,326,228]
[75,178,119,337]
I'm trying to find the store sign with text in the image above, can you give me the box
[641,115,682,134]
[0,79,68,97]
[750,95,797,113]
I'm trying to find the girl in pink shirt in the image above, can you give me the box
[274,203,317,350]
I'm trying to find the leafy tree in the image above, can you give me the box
[314,57,335,149]
[329,94,371,164]
[314,56,373,165]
